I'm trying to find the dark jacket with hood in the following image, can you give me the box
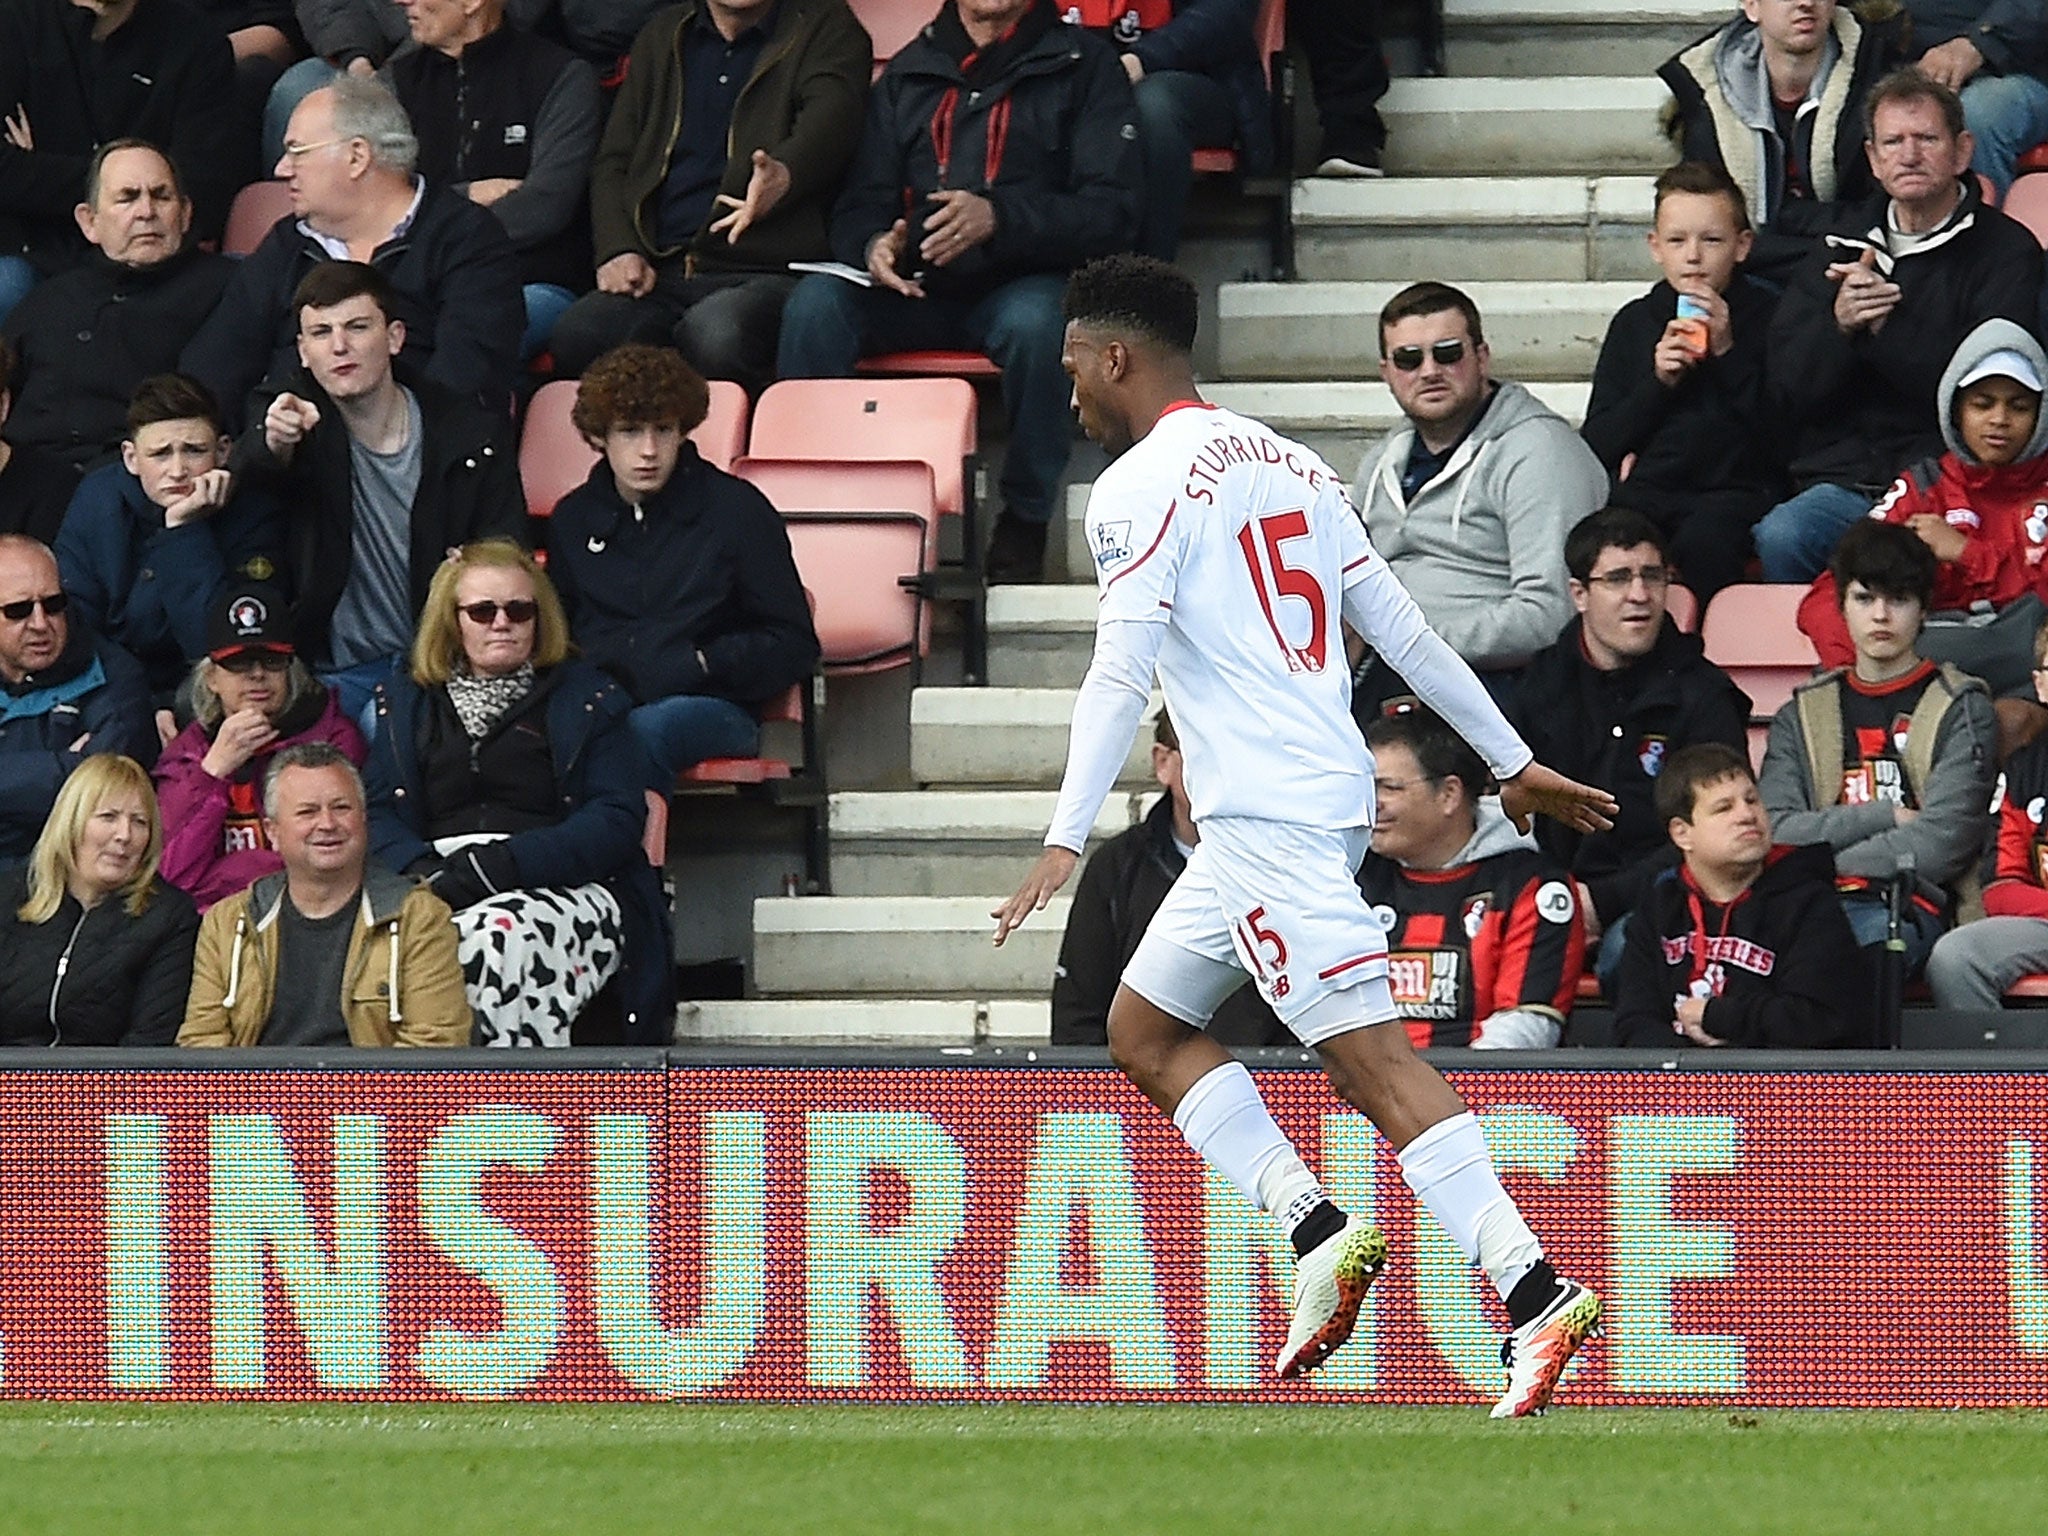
[1070,0,1273,171]
[2,247,234,473]
[0,0,241,269]
[590,0,872,276]
[1051,795,1289,1046]
[229,371,526,667]
[179,182,524,429]
[1768,177,2044,492]
[363,658,675,1042]
[1581,273,1787,533]
[1799,318,2048,665]
[0,863,198,1047]
[544,446,818,709]
[829,0,1140,302]
[0,626,157,859]
[1513,615,1754,929]
[1658,7,1905,281]
[54,462,286,697]
[1614,842,1866,1047]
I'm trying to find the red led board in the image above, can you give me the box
[0,1065,2041,1405]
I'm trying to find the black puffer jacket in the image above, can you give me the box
[828,0,1140,301]
[0,864,198,1046]
[545,446,817,709]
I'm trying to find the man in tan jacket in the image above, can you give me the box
[180,740,472,1046]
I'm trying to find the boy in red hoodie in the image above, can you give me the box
[1798,318,2048,699]
[1926,614,2048,1007]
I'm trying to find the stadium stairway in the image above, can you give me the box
[679,0,1707,1045]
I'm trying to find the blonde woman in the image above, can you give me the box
[362,540,671,1046]
[0,754,198,1046]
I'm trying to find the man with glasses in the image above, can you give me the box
[1352,281,1607,718]
[0,533,155,861]
[1512,508,1753,992]
[181,74,523,429]
[231,260,525,725]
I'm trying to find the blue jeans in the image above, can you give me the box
[1594,912,1631,998]
[1841,893,1945,980]
[522,283,577,363]
[320,653,403,740]
[1963,71,2048,195]
[629,694,759,779]
[775,271,1072,524]
[1132,70,1236,259]
[1754,482,1873,583]
[0,255,39,325]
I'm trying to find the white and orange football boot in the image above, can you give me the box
[1491,1277,1603,1418]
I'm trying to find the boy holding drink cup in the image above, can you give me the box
[1582,161,1786,604]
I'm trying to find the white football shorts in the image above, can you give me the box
[1121,816,1398,1045]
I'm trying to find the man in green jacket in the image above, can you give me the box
[547,0,872,393]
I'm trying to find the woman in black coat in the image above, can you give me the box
[0,753,199,1047]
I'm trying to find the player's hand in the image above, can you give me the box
[1499,762,1617,836]
[1907,512,1969,562]
[992,846,1079,946]
[710,149,792,244]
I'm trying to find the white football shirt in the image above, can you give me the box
[1045,401,1531,850]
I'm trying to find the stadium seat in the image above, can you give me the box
[856,350,1003,380]
[735,457,939,673]
[518,380,599,520]
[846,0,932,71]
[223,180,292,256]
[675,679,830,891]
[2009,975,2048,999]
[1980,171,2000,208]
[2003,174,2048,245]
[1665,582,1698,633]
[695,379,750,472]
[2020,143,2048,177]
[750,376,988,680]
[1701,584,1819,722]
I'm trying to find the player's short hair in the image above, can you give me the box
[1655,741,1754,825]
[1378,282,1485,357]
[126,373,224,439]
[1366,705,1489,802]
[1830,519,1937,610]
[1063,254,1199,355]
[1652,160,1751,231]
[1865,67,1966,141]
[1565,507,1668,583]
[293,260,399,326]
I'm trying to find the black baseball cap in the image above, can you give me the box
[207,585,294,660]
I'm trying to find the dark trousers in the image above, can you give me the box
[775,271,1072,524]
[1288,0,1388,160]
[1132,70,1237,259]
[549,268,798,395]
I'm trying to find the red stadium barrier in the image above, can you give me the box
[1,1059,2044,1406]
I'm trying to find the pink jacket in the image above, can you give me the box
[153,690,367,911]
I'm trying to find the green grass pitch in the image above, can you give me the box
[1,1403,2043,1534]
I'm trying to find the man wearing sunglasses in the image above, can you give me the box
[1352,281,1607,718]
[0,534,155,861]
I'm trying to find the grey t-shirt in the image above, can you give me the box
[259,893,358,1047]
[326,387,425,669]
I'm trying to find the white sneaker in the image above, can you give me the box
[1491,1277,1602,1418]
[1273,1217,1388,1379]
[1314,155,1384,178]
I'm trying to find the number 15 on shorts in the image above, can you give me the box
[1235,905,1292,1000]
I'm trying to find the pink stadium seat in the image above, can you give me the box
[1701,584,1819,723]
[675,679,829,888]
[518,380,598,520]
[224,180,293,256]
[847,0,935,70]
[1980,171,2000,208]
[2008,975,2048,999]
[736,457,939,672]
[694,379,750,472]
[2003,174,2048,245]
[856,350,1003,380]
[1665,582,1698,633]
[750,377,975,520]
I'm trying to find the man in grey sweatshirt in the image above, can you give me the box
[1351,281,1609,718]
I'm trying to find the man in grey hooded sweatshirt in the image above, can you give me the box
[1351,281,1608,718]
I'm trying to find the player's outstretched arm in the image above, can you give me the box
[992,846,1080,946]
[1499,762,1617,836]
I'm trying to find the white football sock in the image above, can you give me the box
[1397,1111,1544,1301]
[1173,1061,1327,1237]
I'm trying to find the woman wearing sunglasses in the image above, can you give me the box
[0,753,197,1047]
[153,585,366,911]
[362,539,672,1047]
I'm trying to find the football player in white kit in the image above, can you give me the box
[993,256,1617,1417]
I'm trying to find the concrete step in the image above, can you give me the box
[1444,0,1720,76]
[830,788,1145,895]
[910,685,1154,787]
[1293,176,1659,283]
[987,584,1098,688]
[1217,279,1639,381]
[674,996,1050,1044]
[1381,76,1672,177]
[752,894,1072,997]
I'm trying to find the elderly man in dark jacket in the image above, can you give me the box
[0,534,156,859]
[547,0,871,392]
[776,0,1140,584]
